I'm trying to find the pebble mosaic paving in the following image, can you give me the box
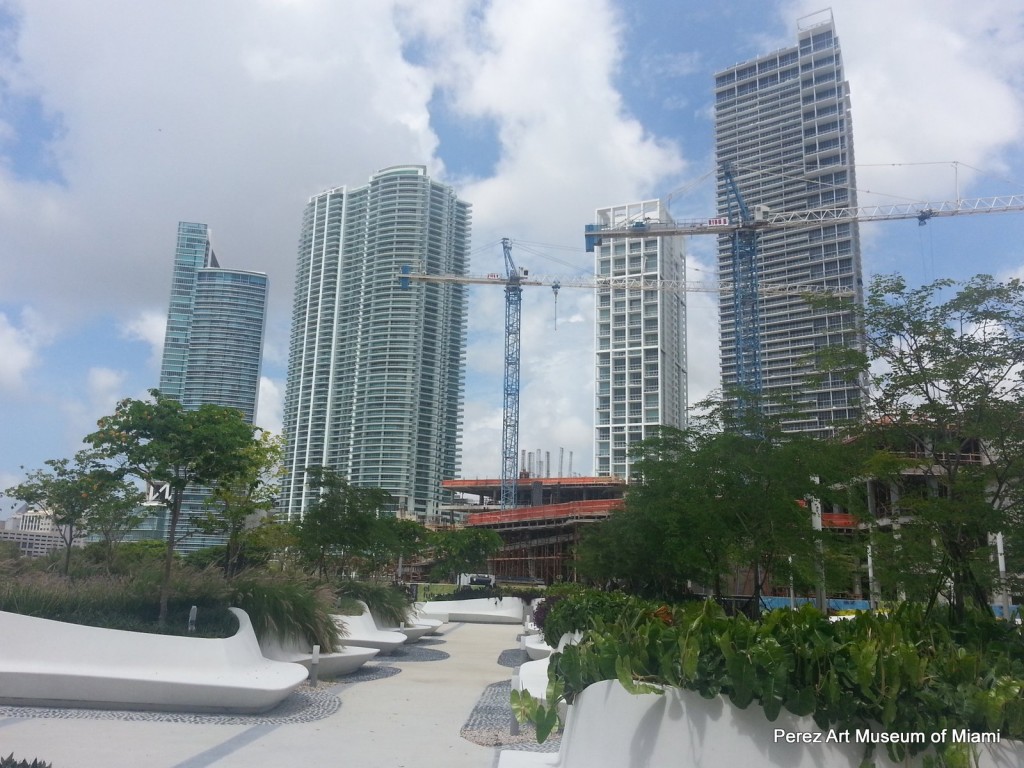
[460,680,561,752]
[0,629,554,756]
[0,655,414,726]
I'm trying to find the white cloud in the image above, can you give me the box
[398,0,687,477]
[86,366,126,411]
[0,1,440,325]
[121,309,166,371]
[3,0,1023,488]
[56,366,127,448]
[784,1,1024,204]
[256,376,283,436]
[0,308,53,391]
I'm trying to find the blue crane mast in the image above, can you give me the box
[722,164,762,403]
[500,237,523,510]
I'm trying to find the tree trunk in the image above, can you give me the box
[63,525,74,577]
[752,557,761,615]
[159,494,182,627]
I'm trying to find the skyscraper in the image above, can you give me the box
[282,166,470,522]
[157,221,268,550]
[159,222,268,422]
[714,10,864,435]
[593,200,686,479]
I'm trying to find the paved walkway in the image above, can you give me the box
[0,622,547,768]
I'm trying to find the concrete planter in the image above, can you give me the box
[499,680,1024,768]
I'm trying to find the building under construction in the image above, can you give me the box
[442,476,626,583]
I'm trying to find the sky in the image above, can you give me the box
[1,0,1023,511]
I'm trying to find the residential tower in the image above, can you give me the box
[281,166,470,522]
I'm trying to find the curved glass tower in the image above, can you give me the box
[282,166,470,522]
[157,221,268,552]
[159,222,268,423]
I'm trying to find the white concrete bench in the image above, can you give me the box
[357,601,434,643]
[499,680,1024,768]
[419,597,525,624]
[332,611,407,654]
[408,603,446,635]
[259,633,379,678]
[413,601,448,623]
[523,634,554,660]
[0,608,308,714]
[514,633,581,703]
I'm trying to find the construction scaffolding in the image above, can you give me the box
[442,477,626,583]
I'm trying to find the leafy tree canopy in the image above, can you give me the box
[195,431,284,578]
[429,527,502,583]
[819,274,1024,620]
[290,467,393,581]
[87,390,258,623]
[579,399,853,606]
[5,449,142,576]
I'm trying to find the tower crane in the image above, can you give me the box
[399,238,847,509]
[584,190,1024,399]
[499,238,524,511]
[402,239,539,509]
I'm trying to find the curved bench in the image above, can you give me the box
[0,608,308,714]
[412,602,448,632]
[259,634,380,678]
[332,612,407,654]
[499,680,1024,768]
[353,601,434,643]
[409,614,445,635]
[419,597,525,624]
[523,634,554,661]
[514,634,582,703]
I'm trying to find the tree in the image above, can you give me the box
[87,390,257,624]
[578,427,735,599]
[819,274,1024,621]
[363,516,431,580]
[429,527,502,583]
[81,482,147,572]
[291,467,392,580]
[5,450,142,576]
[245,516,299,569]
[578,398,854,608]
[194,431,284,578]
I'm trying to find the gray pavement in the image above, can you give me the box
[0,622,546,768]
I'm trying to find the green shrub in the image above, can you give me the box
[542,582,587,600]
[0,570,235,637]
[1,754,52,768]
[424,584,545,602]
[335,596,364,616]
[333,580,411,626]
[426,584,502,601]
[501,586,546,602]
[229,573,339,651]
[513,597,1024,765]
[539,589,651,647]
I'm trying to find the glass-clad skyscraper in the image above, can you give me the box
[157,221,268,551]
[593,200,686,480]
[282,166,470,522]
[159,222,268,422]
[714,10,864,435]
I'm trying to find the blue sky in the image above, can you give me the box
[2,0,1023,512]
